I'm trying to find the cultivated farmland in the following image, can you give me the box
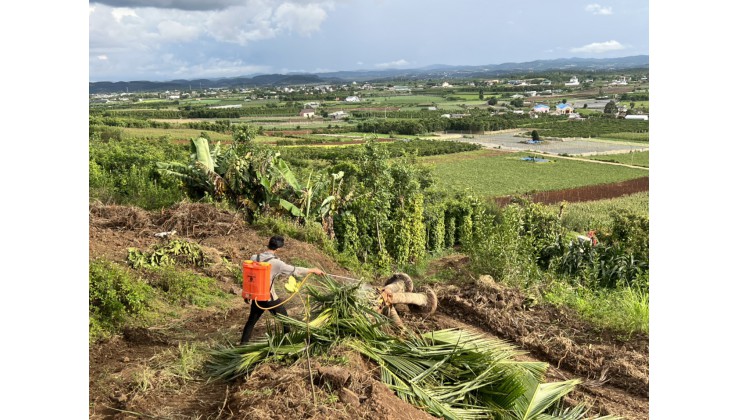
[90,67,650,419]
[423,149,648,199]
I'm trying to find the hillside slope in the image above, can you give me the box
[89,203,648,419]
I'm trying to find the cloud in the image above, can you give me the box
[173,59,271,78]
[273,2,329,36]
[111,7,138,22]
[97,55,109,60]
[89,1,337,80]
[375,59,409,68]
[585,4,613,15]
[91,0,244,11]
[158,20,201,42]
[570,40,625,54]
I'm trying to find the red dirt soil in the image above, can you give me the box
[493,177,649,207]
[89,203,648,419]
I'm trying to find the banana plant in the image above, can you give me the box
[278,167,345,228]
[157,137,227,198]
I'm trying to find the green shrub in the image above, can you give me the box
[252,214,333,252]
[466,205,540,287]
[89,259,153,341]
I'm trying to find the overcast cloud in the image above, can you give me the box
[89,0,649,82]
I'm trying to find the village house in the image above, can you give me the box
[299,109,315,118]
[554,103,574,115]
[532,104,550,114]
[564,76,580,87]
[345,96,360,102]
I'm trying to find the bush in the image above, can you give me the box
[89,259,153,341]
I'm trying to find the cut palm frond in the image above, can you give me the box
[207,275,596,419]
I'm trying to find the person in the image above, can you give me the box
[239,235,324,345]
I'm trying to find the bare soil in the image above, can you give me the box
[89,203,648,419]
[493,177,649,207]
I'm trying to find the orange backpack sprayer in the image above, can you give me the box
[242,260,272,301]
[242,255,322,310]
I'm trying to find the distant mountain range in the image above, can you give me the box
[89,55,648,94]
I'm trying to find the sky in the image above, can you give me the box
[89,0,649,82]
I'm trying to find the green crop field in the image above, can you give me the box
[422,150,648,198]
[548,191,649,232]
[371,95,449,104]
[119,127,233,142]
[587,151,649,167]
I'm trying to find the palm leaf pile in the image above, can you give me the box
[208,277,618,420]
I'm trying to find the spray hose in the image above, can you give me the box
[254,272,316,311]
[252,272,363,311]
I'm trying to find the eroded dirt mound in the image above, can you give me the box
[436,276,649,397]
[225,353,437,420]
[154,202,248,238]
[90,202,154,231]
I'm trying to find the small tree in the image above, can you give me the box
[561,99,567,104]
[603,100,618,115]
[487,97,498,106]
[478,89,484,100]
[531,130,540,141]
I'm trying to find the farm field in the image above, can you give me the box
[548,191,649,232]
[118,127,233,143]
[422,149,648,199]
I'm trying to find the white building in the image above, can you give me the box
[625,115,649,121]
[564,76,580,87]
[329,110,348,119]
[345,96,360,102]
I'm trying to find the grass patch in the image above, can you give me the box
[599,132,649,142]
[543,281,649,336]
[146,267,230,307]
[586,151,649,167]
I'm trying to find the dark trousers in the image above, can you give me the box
[240,298,290,344]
